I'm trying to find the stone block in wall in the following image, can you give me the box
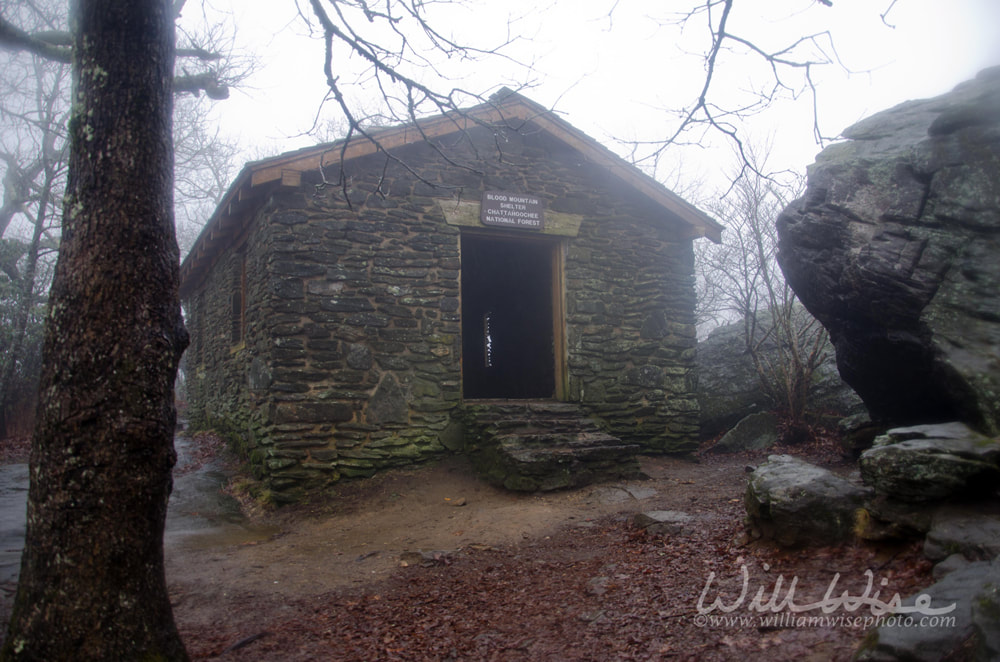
[270,401,354,424]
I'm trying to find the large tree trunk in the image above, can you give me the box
[1,0,189,659]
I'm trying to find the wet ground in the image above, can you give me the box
[0,463,28,591]
[0,434,936,660]
[0,432,678,636]
[165,434,277,547]
[0,433,274,630]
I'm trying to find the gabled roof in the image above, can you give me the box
[180,89,722,297]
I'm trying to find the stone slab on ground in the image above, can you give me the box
[745,454,872,546]
[923,505,1000,562]
[859,423,1000,502]
[856,558,1000,662]
[633,510,695,536]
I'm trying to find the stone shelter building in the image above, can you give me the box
[180,89,722,502]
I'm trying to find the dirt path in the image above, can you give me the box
[165,454,742,616]
[165,448,934,661]
[0,432,934,660]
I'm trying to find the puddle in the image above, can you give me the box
[0,464,28,587]
[0,434,275,588]
[168,434,280,548]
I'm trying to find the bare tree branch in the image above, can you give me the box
[174,71,229,99]
[623,0,859,187]
[881,0,899,28]
[0,16,71,62]
[301,0,533,203]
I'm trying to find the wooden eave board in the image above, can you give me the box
[245,96,721,240]
[180,92,722,297]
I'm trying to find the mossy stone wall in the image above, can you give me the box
[184,124,701,501]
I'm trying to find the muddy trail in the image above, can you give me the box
[0,432,933,660]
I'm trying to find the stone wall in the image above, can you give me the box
[564,203,700,451]
[184,124,702,500]
[184,208,273,478]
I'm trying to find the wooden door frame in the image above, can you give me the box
[459,229,567,401]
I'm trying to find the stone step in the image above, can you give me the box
[461,401,641,492]
[487,417,603,434]
[496,435,639,465]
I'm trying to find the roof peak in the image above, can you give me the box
[180,90,721,294]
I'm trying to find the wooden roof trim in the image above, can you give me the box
[181,91,722,297]
[518,108,721,241]
[242,94,721,241]
[179,171,265,297]
[247,104,517,189]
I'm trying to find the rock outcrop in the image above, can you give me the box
[744,454,872,546]
[749,423,1000,548]
[746,422,1000,660]
[856,558,1000,662]
[776,67,1000,435]
[859,422,1000,502]
[697,315,865,439]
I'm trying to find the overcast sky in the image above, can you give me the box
[201,0,1000,192]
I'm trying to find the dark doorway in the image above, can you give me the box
[461,233,556,399]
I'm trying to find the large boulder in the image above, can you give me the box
[745,454,872,546]
[708,411,779,453]
[776,67,1000,435]
[859,422,1000,502]
[697,321,769,438]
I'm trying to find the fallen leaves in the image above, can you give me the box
[179,506,933,661]
[173,444,934,661]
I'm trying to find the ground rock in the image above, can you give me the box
[923,505,1000,562]
[839,413,884,456]
[633,510,694,536]
[855,495,938,542]
[776,67,1000,435]
[859,423,1000,502]
[973,581,1000,661]
[856,558,1000,662]
[745,454,872,546]
[708,412,779,454]
[932,553,972,580]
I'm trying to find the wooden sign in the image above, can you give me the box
[481,191,544,230]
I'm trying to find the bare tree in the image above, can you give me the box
[0,2,69,438]
[0,0,251,435]
[1,0,190,656]
[697,147,827,440]
[619,0,897,185]
[0,0,252,656]
[173,94,242,255]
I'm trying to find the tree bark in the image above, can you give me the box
[1,0,189,659]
